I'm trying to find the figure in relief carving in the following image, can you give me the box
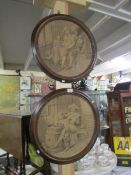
[76,34,87,54]
[45,48,52,61]
[53,35,61,65]
[54,103,81,150]
[60,26,77,68]
[67,103,81,147]
[39,96,92,157]
[42,22,89,74]
[38,20,92,78]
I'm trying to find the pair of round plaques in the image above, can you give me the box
[30,14,99,164]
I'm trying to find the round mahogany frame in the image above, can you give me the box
[31,14,97,83]
[30,89,99,164]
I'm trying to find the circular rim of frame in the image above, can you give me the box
[31,14,97,83]
[30,89,99,164]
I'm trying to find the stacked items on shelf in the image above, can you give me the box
[30,76,55,112]
[20,76,31,113]
[20,75,55,113]
[51,138,117,175]
[75,138,117,174]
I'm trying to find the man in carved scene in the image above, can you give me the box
[52,35,61,65]
[60,26,77,69]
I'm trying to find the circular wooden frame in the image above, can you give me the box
[30,89,99,164]
[31,14,97,82]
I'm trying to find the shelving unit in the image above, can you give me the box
[83,90,109,141]
[107,82,131,166]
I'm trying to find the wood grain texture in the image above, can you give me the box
[0,113,30,160]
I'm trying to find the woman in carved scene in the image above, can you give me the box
[76,34,87,54]
[67,103,81,147]
[54,103,81,150]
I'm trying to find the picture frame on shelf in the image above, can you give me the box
[20,76,31,90]
[20,91,30,105]
[32,83,42,96]
[20,104,31,113]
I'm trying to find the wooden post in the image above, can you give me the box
[54,0,69,14]
[33,0,88,15]
[58,164,75,175]
[33,1,90,174]
[54,1,74,175]
[33,0,87,7]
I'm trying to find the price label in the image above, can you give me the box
[114,137,131,155]
[67,89,73,93]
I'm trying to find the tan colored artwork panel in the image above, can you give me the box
[38,20,92,77]
[37,94,95,158]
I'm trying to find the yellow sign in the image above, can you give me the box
[114,137,131,155]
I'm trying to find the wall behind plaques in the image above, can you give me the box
[0,75,20,113]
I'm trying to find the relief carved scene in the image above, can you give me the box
[38,20,92,77]
[37,94,95,158]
